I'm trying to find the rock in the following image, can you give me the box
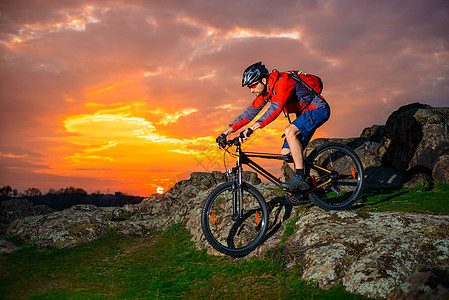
[306,137,384,171]
[361,124,386,144]
[165,171,227,198]
[364,166,406,189]
[402,173,433,190]
[0,198,54,237]
[7,204,113,248]
[284,207,449,299]
[280,161,295,182]
[433,154,449,184]
[387,268,449,299]
[0,239,21,254]
[382,102,449,175]
[242,171,262,185]
[115,195,186,230]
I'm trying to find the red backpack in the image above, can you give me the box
[288,70,323,96]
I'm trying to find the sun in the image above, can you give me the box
[156,187,164,194]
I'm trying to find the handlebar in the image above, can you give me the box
[226,128,253,147]
[227,136,241,146]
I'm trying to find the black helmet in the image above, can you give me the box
[242,61,269,87]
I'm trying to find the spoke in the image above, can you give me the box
[335,180,358,187]
[202,183,268,255]
[328,150,334,169]
[307,143,364,210]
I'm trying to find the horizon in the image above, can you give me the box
[1,0,448,197]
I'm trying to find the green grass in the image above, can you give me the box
[358,182,449,215]
[0,224,369,299]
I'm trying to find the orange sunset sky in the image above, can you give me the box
[1,0,448,196]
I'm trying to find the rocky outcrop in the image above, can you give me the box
[0,198,54,236]
[361,124,385,144]
[387,268,449,299]
[7,204,113,248]
[433,154,449,184]
[363,102,449,184]
[282,207,449,299]
[0,239,21,254]
[382,103,449,176]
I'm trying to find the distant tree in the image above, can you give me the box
[48,188,58,194]
[0,185,13,197]
[62,186,87,195]
[24,187,41,197]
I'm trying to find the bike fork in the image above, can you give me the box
[231,165,244,221]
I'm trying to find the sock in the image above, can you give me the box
[295,168,305,179]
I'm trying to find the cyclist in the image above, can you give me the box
[216,61,330,190]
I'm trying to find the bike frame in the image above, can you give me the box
[226,142,334,218]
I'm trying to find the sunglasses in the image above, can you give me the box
[247,82,260,89]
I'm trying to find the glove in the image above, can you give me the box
[239,128,253,140]
[216,133,227,149]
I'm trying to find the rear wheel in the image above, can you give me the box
[201,182,268,257]
[307,142,364,210]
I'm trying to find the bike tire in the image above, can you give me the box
[201,181,268,257]
[307,142,364,210]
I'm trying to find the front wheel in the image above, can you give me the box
[201,182,268,257]
[307,142,364,210]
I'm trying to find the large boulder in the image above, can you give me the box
[433,154,449,184]
[342,102,449,185]
[165,171,227,199]
[0,198,54,237]
[7,204,113,248]
[0,239,21,254]
[381,103,449,179]
[283,207,449,299]
[305,137,383,170]
[361,124,386,144]
[387,268,449,299]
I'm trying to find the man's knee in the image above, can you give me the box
[285,124,299,138]
[281,148,290,155]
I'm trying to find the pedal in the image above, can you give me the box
[285,193,310,206]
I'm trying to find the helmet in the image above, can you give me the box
[242,62,269,87]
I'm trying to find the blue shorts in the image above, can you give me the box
[282,107,330,149]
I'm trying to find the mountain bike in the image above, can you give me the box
[201,135,364,257]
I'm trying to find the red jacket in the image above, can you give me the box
[230,70,329,131]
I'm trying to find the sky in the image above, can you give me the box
[1,0,448,196]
